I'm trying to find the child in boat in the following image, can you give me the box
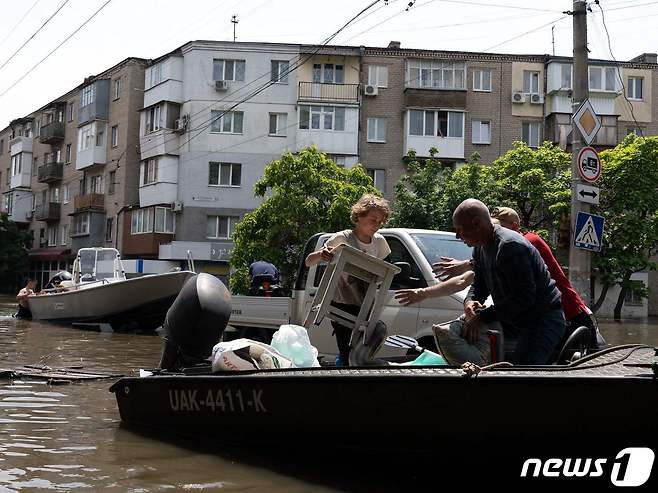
[305,193,391,365]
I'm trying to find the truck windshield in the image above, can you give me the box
[410,233,472,266]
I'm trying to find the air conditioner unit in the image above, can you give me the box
[512,91,526,103]
[174,116,188,133]
[364,84,378,96]
[172,201,183,212]
[529,93,544,104]
[215,80,229,91]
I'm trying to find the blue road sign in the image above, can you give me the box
[574,212,604,252]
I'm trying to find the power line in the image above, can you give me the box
[0,0,115,101]
[482,14,569,52]
[0,0,71,73]
[435,0,560,13]
[0,0,42,50]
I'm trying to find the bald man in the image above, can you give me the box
[453,199,565,365]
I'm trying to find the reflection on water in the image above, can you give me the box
[0,294,657,491]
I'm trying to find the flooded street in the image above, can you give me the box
[1,294,657,492]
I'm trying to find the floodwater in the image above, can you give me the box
[0,294,657,492]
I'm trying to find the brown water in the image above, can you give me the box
[1,294,657,492]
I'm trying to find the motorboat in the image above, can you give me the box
[28,247,194,331]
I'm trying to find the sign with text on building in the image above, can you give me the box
[210,242,234,262]
[574,211,604,252]
[576,184,600,205]
[572,99,602,145]
[577,146,601,183]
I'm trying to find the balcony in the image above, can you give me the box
[140,130,180,160]
[74,193,104,211]
[39,121,65,144]
[10,135,33,156]
[298,82,359,104]
[37,162,64,183]
[35,202,61,221]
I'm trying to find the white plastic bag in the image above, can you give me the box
[271,324,320,368]
[212,338,294,372]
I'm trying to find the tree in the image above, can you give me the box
[593,134,658,320]
[0,214,30,293]
[229,146,379,294]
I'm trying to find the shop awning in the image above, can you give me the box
[28,247,73,260]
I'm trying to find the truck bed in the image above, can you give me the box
[229,295,292,330]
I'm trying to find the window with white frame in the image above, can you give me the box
[141,159,158,185]
[366,168,386,193]
[68,102,74,122]
[209,162,241,187]
[207,215,239,239]
[72,213,90,236]
[522,122,542,148]
[269,113,287,136]
[111,125,118,147]
[47,227,58,247]
[89,175,103,194]
[106,218,113,242]
[63,184,69,203]
[147,63,163,88]
[271,60,289,83]
[472,120,491,144]
[406,60,466,89]
[473,69,492,91]
[145,105,163,134]
[131,208,153,234]
[4,194,12,215]
[95,126,105,146]
[154,207,175,233]
[78,124,94,151]
[627,76,643,100]
[408,110,463,138]
[51,186,60,203]
[367,118,386,142]
[560,64,572,89]
[81,84,95,107]
[113,78,122,100]
[60,224,68,245]
[57,109,64,122]
[367,65,388,88]
[11,154,21,175]
[213,59,246,82]
[210,111,243,134]
[312,63,344,84]
[299,106,345,131]
[34,120,41,137]
[523,70,540,94]
[589,66,617,91]
[65,144,72,163]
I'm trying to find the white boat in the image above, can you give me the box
[28,248,195,331]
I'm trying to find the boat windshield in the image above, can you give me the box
[79,249,121,281]
[409,233,473,266]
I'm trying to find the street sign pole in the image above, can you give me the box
[569,0,591,303]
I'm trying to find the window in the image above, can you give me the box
[271,60,289,83]
[366,168,386,193]
[78,124,94,151]
[472,120,491,144]
[72,213,90,236]
[522,122,542,148]
[367,65,388,88]
[48,227,58,247]
[4,194,12,215]
[106,218,113,242]
[111,125,118,147]
[213,59,246,82]
[408,110,463,138]
[627,77,643,100]
[146,105,162,133]
[11,154,22,175]
[209,162,241,186]
[473,69,491,91]
[560,64,572,89]
[406,60,465,89]
[89,175,103,194]
[0,139,4,154]
[147,63,163,88]
[57,110,64,123]
[33,157,38,176]
[34,120,41,137]
[65,144,71,163]
[367,118,386,142]
[627,126,644,136]
[113,78,122,100]
[108,171,116,195]
[210,111,243,134]
[387,236,425,290]
[207,215,239,239]
[63,184,70,203]
[589,66,617,91]
[154,207,175,233]
[51,186,60,203]
[60,224,68,245]
[6,168,10,185]
[54,148,61,162]
[268,113,287,136]
[131,208,153,234]
[523,70,540,94]
[625,280,645,306]
[299,106,345,131]
[81,84,95,107]
[312,63,344,84]
[68,102,74,122]
[141,159,158,185]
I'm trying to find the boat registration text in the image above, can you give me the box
[168,388,266,413]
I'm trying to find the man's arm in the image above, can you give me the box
[395,271,474,306]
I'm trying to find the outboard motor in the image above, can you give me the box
[159,273,232,370]
[44,271,72,290]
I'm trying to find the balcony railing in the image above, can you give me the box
[34,202,61,221]
[39,121,65,144]
[298,82,359,103]
[37,162,64,183]
[74,193,105,211]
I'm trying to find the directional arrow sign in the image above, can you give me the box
[577,184,600,205]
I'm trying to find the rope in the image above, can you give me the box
[461,361,513,377]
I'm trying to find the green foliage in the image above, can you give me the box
[229,146,379,294]
[0,214,30,292]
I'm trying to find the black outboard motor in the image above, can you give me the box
[159,273,232,370]
[44,271,72,290]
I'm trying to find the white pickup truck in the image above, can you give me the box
[228,228,473,358]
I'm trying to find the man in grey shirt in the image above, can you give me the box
[453,199,565,364]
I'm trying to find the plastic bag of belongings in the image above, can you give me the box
[212,339,294,372]
[271,324,320,368]
[432,316,500,366]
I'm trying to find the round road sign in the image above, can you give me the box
[577,146,601,183]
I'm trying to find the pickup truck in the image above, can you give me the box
[228,228,473,358]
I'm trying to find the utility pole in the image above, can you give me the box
[231,15,238,43]
[569,0,591,301]
[551,25,555,56]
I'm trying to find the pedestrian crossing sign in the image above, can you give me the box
[574,211,605,252]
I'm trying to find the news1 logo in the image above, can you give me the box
[520,447,655,487]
